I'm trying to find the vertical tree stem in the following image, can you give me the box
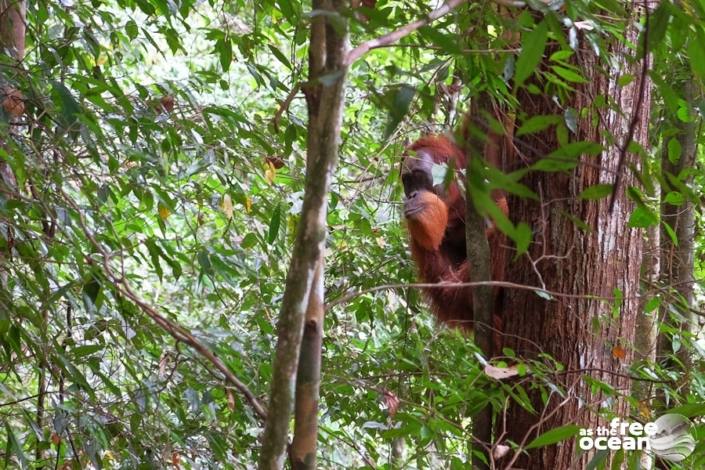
[258,2,348,468]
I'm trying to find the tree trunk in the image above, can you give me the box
[291,262,324,468]
[464,95,512,469]
[257,1,348,468]
[636,222,659,470]
[0,0,25,60]
[0,0,25,287]
[656,79,699,387]
[501,9,650,468]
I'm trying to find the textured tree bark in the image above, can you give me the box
[656,79,699,388]
[257,1,348,468]
[0,0,25,287]
[636,222,659,470]
[464,95,509,470]
[501,8,650,468]
[0,0,34,461]
[636,223,660,369]
[291,262,324,469]
[0,1,25,59]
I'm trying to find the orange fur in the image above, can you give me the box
[408,135,466,168]
[406,191,448,251]
[2,86,24,117]
[401,134,508,334]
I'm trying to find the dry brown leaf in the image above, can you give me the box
[492,444,510,460]
[158,203,171,220]
[382,390,400,417]
[227,388,236,411]
[612,344,626,360]
[484,364,520,380]
[264,161,276,184]
[221,194,233,219]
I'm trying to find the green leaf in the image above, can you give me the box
[135,0,156,15]
[276,0,298,22]
[677,103,692,122]
[551,65,588,83]
[664,191,685,206]
[268,45,292,70]
[197,249,213,274]
[515,20,548,88]
[145,239,164,281]
[617,74,634,87]
[516,114,561,136]
[419,26,462,55]
[525,424,580,449]
[241,232,259,249]
[647,3,671,51]
[512,222,532,255]
[549,50,573,61]
[644,296,660,313]
[163,27,182,53]
[83,277,101,307]
[586,448,609,470]
[125,20,139,40]
[267,203,282,244]
[688,32,705,82]
[217,38,233,72]
[579,184,613,200]
[72,344,104,358]
[662,220,678,245]
[532,141,602,172]
[51,81,81,124]
[384,85,416,137]
[668,137,682,164]
[5,423,27,469]
[668,403,705,417]
[628,206,658,228]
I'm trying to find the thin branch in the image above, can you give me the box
[345,0,469,65]
[0,392,44,408]
[271,82,301,132]
[502,388,576,469]
[327,280,621,310]
[554,368,669,384]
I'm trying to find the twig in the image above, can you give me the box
[271,82,301,132]
[345,0,469,65]
[0,392,44,407]
[502,381,578,469]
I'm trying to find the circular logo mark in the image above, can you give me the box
[648,414,695,462]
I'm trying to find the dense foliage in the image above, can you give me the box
[1,0,704,468]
